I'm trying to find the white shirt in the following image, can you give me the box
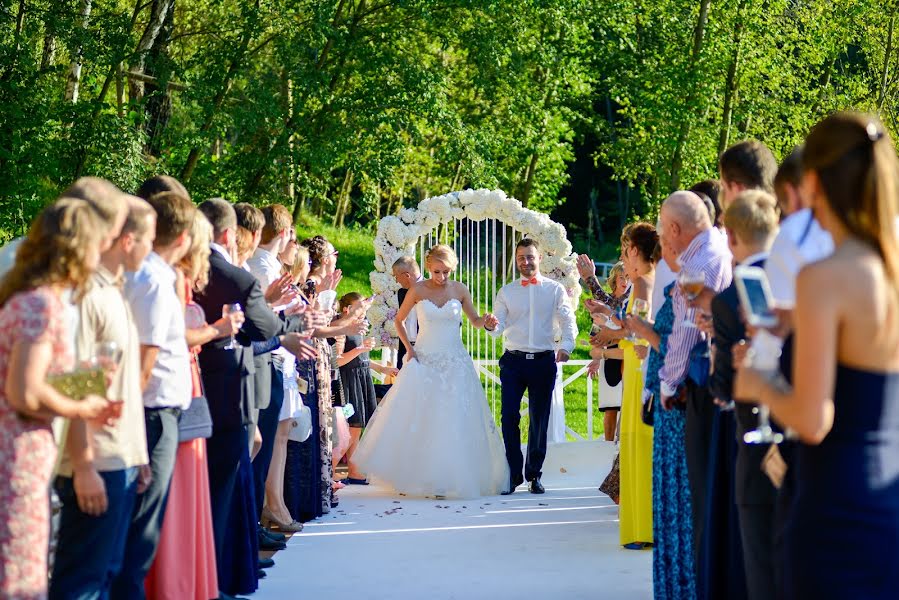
[210,242,232,265]
[247,247,282,290]
[652,260,676,321]
[765,208,834,307]
[124,251,192,409]
[488,274,578,353]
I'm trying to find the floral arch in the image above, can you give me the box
[367,188,582,348]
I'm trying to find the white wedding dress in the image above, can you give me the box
[354,298,510,498]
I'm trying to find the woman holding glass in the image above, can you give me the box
[735,113,899,598]
[0,198,114,598]
[604,222,658,550]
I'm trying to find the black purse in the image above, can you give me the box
[641,391,655,427]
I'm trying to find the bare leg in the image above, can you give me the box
[604,409,619,441]
[264,419,293,522]
[346,427,364,479]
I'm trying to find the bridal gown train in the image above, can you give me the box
[354,298,510,498]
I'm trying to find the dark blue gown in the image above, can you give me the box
[284,356,324,522]
[780,364,899,598]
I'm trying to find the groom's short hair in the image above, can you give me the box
[516,238,540,252]
[392,256,420,274]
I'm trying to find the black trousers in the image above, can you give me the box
[253,362,284,521]
[499,352,557,482]
[206,425,247,572]
[685,379,716,561]
[738,503,776,600]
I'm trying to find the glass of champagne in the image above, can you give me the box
[678,270,705,328]
[96,341,124,418]
[222,303,244,350]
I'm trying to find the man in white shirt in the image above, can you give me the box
[485,239,578,494]
[114,191,195,600]
[765,147,834,307]
[392,256,422,369]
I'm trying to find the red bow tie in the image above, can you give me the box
[521,277,539,287]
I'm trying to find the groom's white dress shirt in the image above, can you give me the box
[488,274,578,353]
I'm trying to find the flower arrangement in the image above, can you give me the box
[369,188,581,346]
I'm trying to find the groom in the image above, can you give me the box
[485,239,578,494]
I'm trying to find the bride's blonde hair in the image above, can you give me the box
[425,244,458,271]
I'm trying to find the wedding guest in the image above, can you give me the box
[610,223,658,549]
[392,256,422,369]
[51,197,155,600]
[656,191,732,563]
[689,179,723,229]
[0,198,112,598]
[195,198,283,597]
[709,191,779,600]
[718,140,778,211]
[627,237,695,599]
[735,113,899,599]
[145,211,234,600]
[597,262,628,441]
[336,292,399,484]
[114,191,196,600]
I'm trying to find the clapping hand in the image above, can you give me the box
[576,254,597,281]
[584,298,611,317]
[281,333,318,361]
[316,269,343,293]
[265,273,296,305]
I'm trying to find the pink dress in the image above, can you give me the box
[145,290,218,600]
[0,288,73,599]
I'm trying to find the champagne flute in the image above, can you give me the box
[630,298,651,371]
[222,303,244,350]
[96,341,124,417]
[678,270,705,328]
[742,346,784,444]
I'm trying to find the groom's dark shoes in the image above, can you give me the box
[529,478,545,494]
[502,475,525,495]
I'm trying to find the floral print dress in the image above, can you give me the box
[0,287,74,599]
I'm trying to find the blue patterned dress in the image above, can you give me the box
[646,283,697,599]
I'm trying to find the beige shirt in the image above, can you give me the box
[58,266,149,475]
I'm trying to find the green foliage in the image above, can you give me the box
[0,0,896,244]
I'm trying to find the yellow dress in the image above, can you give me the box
[617,293,654,546]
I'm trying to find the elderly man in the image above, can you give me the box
[657,190,732,560]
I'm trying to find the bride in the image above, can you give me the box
[354,244,510,498]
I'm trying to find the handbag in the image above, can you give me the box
[332,406,351,460]
[641,389,655,426]
[179,302,214,442]
[287,404,313,443]
[178,394,213,442]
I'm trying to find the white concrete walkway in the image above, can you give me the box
[254,441,652,600]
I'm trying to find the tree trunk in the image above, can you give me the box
[519,152,539,208]
[181,1,260,182]
[669,0,711,190]
[64,0,93,103]
[718,0,747,156]
[129,0,175,101]
[40,4,58,71]
[334,169,353,227]
[143,3,175,155]
[878,6,898,110]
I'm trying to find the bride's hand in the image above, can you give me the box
[405,348,415,362]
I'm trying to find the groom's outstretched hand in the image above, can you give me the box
[555,350,570,363]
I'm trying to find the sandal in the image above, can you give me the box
[343,477,369,485]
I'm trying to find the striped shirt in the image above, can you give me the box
[659,228,732,398]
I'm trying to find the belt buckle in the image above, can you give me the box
[526,353,535,360]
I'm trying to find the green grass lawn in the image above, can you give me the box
[296,216,608,441]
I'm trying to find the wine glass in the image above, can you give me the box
[742,346,784,444]
[678,270,705,328]
[222,303,244,350]
[96,341,124,417]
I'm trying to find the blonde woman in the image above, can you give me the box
[353,244,509,498]
[0,198,113,598]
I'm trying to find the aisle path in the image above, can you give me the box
[255,441,652,600]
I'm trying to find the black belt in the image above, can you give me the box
[505,350,553,359]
